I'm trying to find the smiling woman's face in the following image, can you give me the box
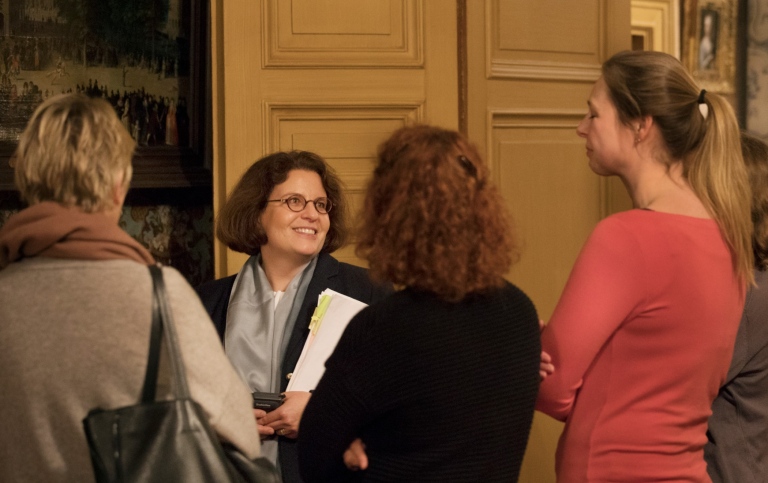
[259,169,330,266]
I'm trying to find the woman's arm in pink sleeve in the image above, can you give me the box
[536,217,645,421]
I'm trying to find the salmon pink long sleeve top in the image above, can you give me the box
[536,210,745,483]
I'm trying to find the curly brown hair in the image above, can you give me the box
[216,151,348,255]
[356,125,518,302]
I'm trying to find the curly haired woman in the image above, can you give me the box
[297,125,541,482]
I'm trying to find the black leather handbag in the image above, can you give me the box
[82,265,279,483]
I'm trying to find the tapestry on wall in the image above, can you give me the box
[0,197,213,287]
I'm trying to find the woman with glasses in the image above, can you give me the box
[297,125,541,482]
[196,150,391,483]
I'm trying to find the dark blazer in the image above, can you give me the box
[195,252,392,483]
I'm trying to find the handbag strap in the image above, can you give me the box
[139,266,164,403]
[140,265,192,403]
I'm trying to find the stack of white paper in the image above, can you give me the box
[286,289,368,392]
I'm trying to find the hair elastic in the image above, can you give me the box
[697,89,709,119]
[457,155,477,178]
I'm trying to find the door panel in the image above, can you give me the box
[212,1,630,481]
[213,0,457,274]
[466,2,631,481]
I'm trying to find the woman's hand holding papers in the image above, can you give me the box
[258,391,312,439]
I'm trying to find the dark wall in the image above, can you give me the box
[0,187,213,287]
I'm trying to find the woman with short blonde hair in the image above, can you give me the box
[13,94,134,213]
[0,93,261,482]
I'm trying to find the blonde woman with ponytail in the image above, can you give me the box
[536,50,752,482]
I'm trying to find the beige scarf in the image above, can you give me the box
[0,201,155,268]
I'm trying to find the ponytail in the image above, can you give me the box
[603,50,753,285]
[686,93,754,284]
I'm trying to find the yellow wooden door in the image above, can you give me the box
[464,2,631,481]
[212,1,632,481]
[211,0,458,274]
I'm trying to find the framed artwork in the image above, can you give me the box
[0,0,210,191]
[682,0,738,94]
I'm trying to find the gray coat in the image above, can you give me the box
[705,268,768,483]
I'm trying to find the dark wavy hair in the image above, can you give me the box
[216,151,348,255]
[356,125,518,302]
[741,132,768,271]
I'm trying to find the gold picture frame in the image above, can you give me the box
[682,0,738,94]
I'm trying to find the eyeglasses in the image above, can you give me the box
[267,194,333,214]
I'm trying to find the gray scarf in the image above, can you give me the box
[225,253,317,393]
[224,254,317,470]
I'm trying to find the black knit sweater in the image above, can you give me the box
[298,283,541,482]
